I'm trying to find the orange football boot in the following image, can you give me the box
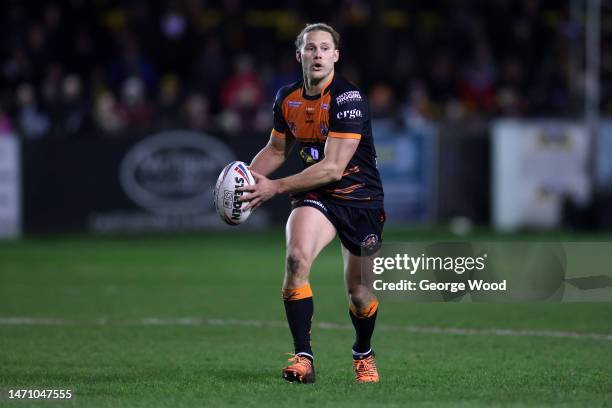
[282,354,315,384]
[353,354,379,383]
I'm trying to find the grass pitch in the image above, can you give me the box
[0,229,611,407]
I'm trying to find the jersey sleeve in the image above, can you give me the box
[328,89,367,140]
[272,89,287,139]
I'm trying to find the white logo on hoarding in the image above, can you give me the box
[120,131,235,215]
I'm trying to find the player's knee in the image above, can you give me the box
[348,285,372,310]
[285,248,311,279]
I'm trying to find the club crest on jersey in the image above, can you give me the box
[289,121,297,134]
[305,109,314,124]
[320,123,329,137]
[361,234,379,251]
[321,103,329,110]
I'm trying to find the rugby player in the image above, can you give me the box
[239,23,385,384]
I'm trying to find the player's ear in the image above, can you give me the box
[333,49,339,63]
[296,50,301,63]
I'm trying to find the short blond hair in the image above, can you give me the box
[295,23,340,50]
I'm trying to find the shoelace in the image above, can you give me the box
[355,357,377,376]
[286,354,312,369]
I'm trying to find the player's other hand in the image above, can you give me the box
[237,171,279,211]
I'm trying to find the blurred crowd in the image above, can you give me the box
[0,0,610,140]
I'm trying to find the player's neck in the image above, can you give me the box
[303,71,334,97]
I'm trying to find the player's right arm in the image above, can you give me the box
[249,87,294,177]
[249,133,294,177]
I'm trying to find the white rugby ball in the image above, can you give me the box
[214,161,256,225]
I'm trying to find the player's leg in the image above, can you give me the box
[282,205,336,383]
[343,246,379,356]
[336,205,385,382]
[343,246,380,383]
[283,206,335,290]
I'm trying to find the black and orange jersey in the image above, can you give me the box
[272,74,384,208]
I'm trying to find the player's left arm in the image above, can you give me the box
[239,136,359,210]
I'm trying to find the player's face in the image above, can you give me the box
[297,30,339,83]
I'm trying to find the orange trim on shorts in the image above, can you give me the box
[271,128,286,139]
[282,284,313,301]
[328,131,361,140]
[350,297,379,318]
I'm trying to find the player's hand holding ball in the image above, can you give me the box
[214,161,256,226]
[237,171,278,212]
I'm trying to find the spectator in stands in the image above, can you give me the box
[268,53,300,97]
[109,37,157,94]
[457,42,497,114]
[54,74,92,139]
[40,63,63,115]
[117,76,153,132]
[182,92,212,132]
[0,107,14,136]
[428,50,456,108]
[496,57,528,116]
[25,24,49,82]
[2,49,32,86]
[0,1,591,138]
[192,37,226,112]
[402,80,435,128]
[16,83,50,139]
[369,83,395,119]
[219,53,265,133]
[155,74,183,129]
[94,91,125,136]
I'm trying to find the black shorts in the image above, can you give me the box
[291,193,385,257]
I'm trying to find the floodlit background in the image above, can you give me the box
[0,2,611,407]
[0,0,611,235]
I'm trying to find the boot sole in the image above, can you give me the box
[282,367,316,384]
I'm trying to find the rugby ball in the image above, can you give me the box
[214,161,256,225]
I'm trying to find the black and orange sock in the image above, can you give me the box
[283,284,314,359]
[349,298,378,358]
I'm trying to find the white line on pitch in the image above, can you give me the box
[0,316,610,341]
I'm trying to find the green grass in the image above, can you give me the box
[0,229,611,407]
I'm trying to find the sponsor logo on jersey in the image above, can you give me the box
[300,146,321,165]
[303,199,327,212]
[288,101,303,108]
[336,91,362,105]
[337,109,363,120]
